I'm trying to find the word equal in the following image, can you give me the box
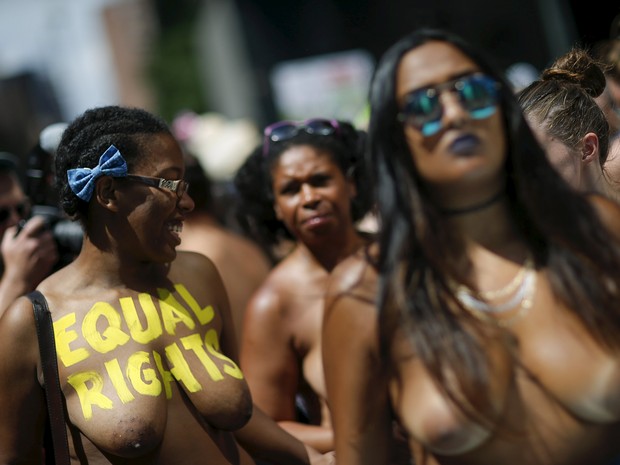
[53,284,243,419]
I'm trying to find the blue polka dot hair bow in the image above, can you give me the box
[67,145,128,202]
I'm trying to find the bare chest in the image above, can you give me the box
[51,283,249,456]
[391,275,620,458]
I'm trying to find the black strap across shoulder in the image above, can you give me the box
[27,290,71,465]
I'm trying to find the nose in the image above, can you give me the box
[439,90,469,128]
[178,190,195,214]
[300,184,320,208]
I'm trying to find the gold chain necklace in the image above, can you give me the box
[477,255,533,300]
[450,255,537,327]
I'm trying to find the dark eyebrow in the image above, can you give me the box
[277,178,299,192]
[405,70,482,95]
[276,170,333,190]
[309,172,331,181]
[452,70,481,80]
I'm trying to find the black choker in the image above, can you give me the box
[438,191,504,216]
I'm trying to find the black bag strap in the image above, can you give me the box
[28,290,71,465]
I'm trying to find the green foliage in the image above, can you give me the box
[148,0,207,122]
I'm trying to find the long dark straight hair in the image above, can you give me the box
[367,28,620,423]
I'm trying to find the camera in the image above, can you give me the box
[19,204,83,270]
[21,123,82,270]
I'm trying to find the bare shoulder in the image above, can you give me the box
[323,244,380,349]
[170,251,229,306]
[0,294,37,334]
[327,243,378,307]
[173,250,220,279]
[323,244,381,361]
[244,280,284,321]
[0,295,43,453]
[0,295,39,365]
[243,256,302,321]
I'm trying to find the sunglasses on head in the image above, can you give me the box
[398,73,501,137]
[263,118,340,156]
[0,200,30,224]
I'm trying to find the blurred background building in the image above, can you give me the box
[0,0,617,180]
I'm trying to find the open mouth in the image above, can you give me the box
[167,222,183,234]
[166,221,183,244]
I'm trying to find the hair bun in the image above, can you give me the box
[540,48,606,98]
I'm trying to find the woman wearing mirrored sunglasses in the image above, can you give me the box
[323,28,620,465]
[0,105,334,465]
[233,118,381,456]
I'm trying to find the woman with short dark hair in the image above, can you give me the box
[0,105,334,465]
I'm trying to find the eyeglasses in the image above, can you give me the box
[263,118,340,156]
[124,174,189,199]
[398,73,501,137]
[0,200,30,224]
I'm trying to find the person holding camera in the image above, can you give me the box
[0,151,58,316]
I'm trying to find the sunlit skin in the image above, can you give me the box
[595,80,620,136]
[111,134,195,266]
[608,78,620,110]
[529,124,582,186]
[0,133,253,463]
[605,137,620,198]
[527,122,611,196]
[0,130,337,465]
[323,40,620,465]
[593,75,620,202]
[396,43,507,210]
[241,144,367,453]
[271,146,357,250]
[608,77,620,134]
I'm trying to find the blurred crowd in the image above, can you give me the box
[1,14,620,465]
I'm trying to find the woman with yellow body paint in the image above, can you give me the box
[0,105,334,465]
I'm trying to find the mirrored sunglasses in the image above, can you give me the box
[398,73,501,137]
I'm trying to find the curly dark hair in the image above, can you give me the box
[233,120,372,257]
[55,105,171,224]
